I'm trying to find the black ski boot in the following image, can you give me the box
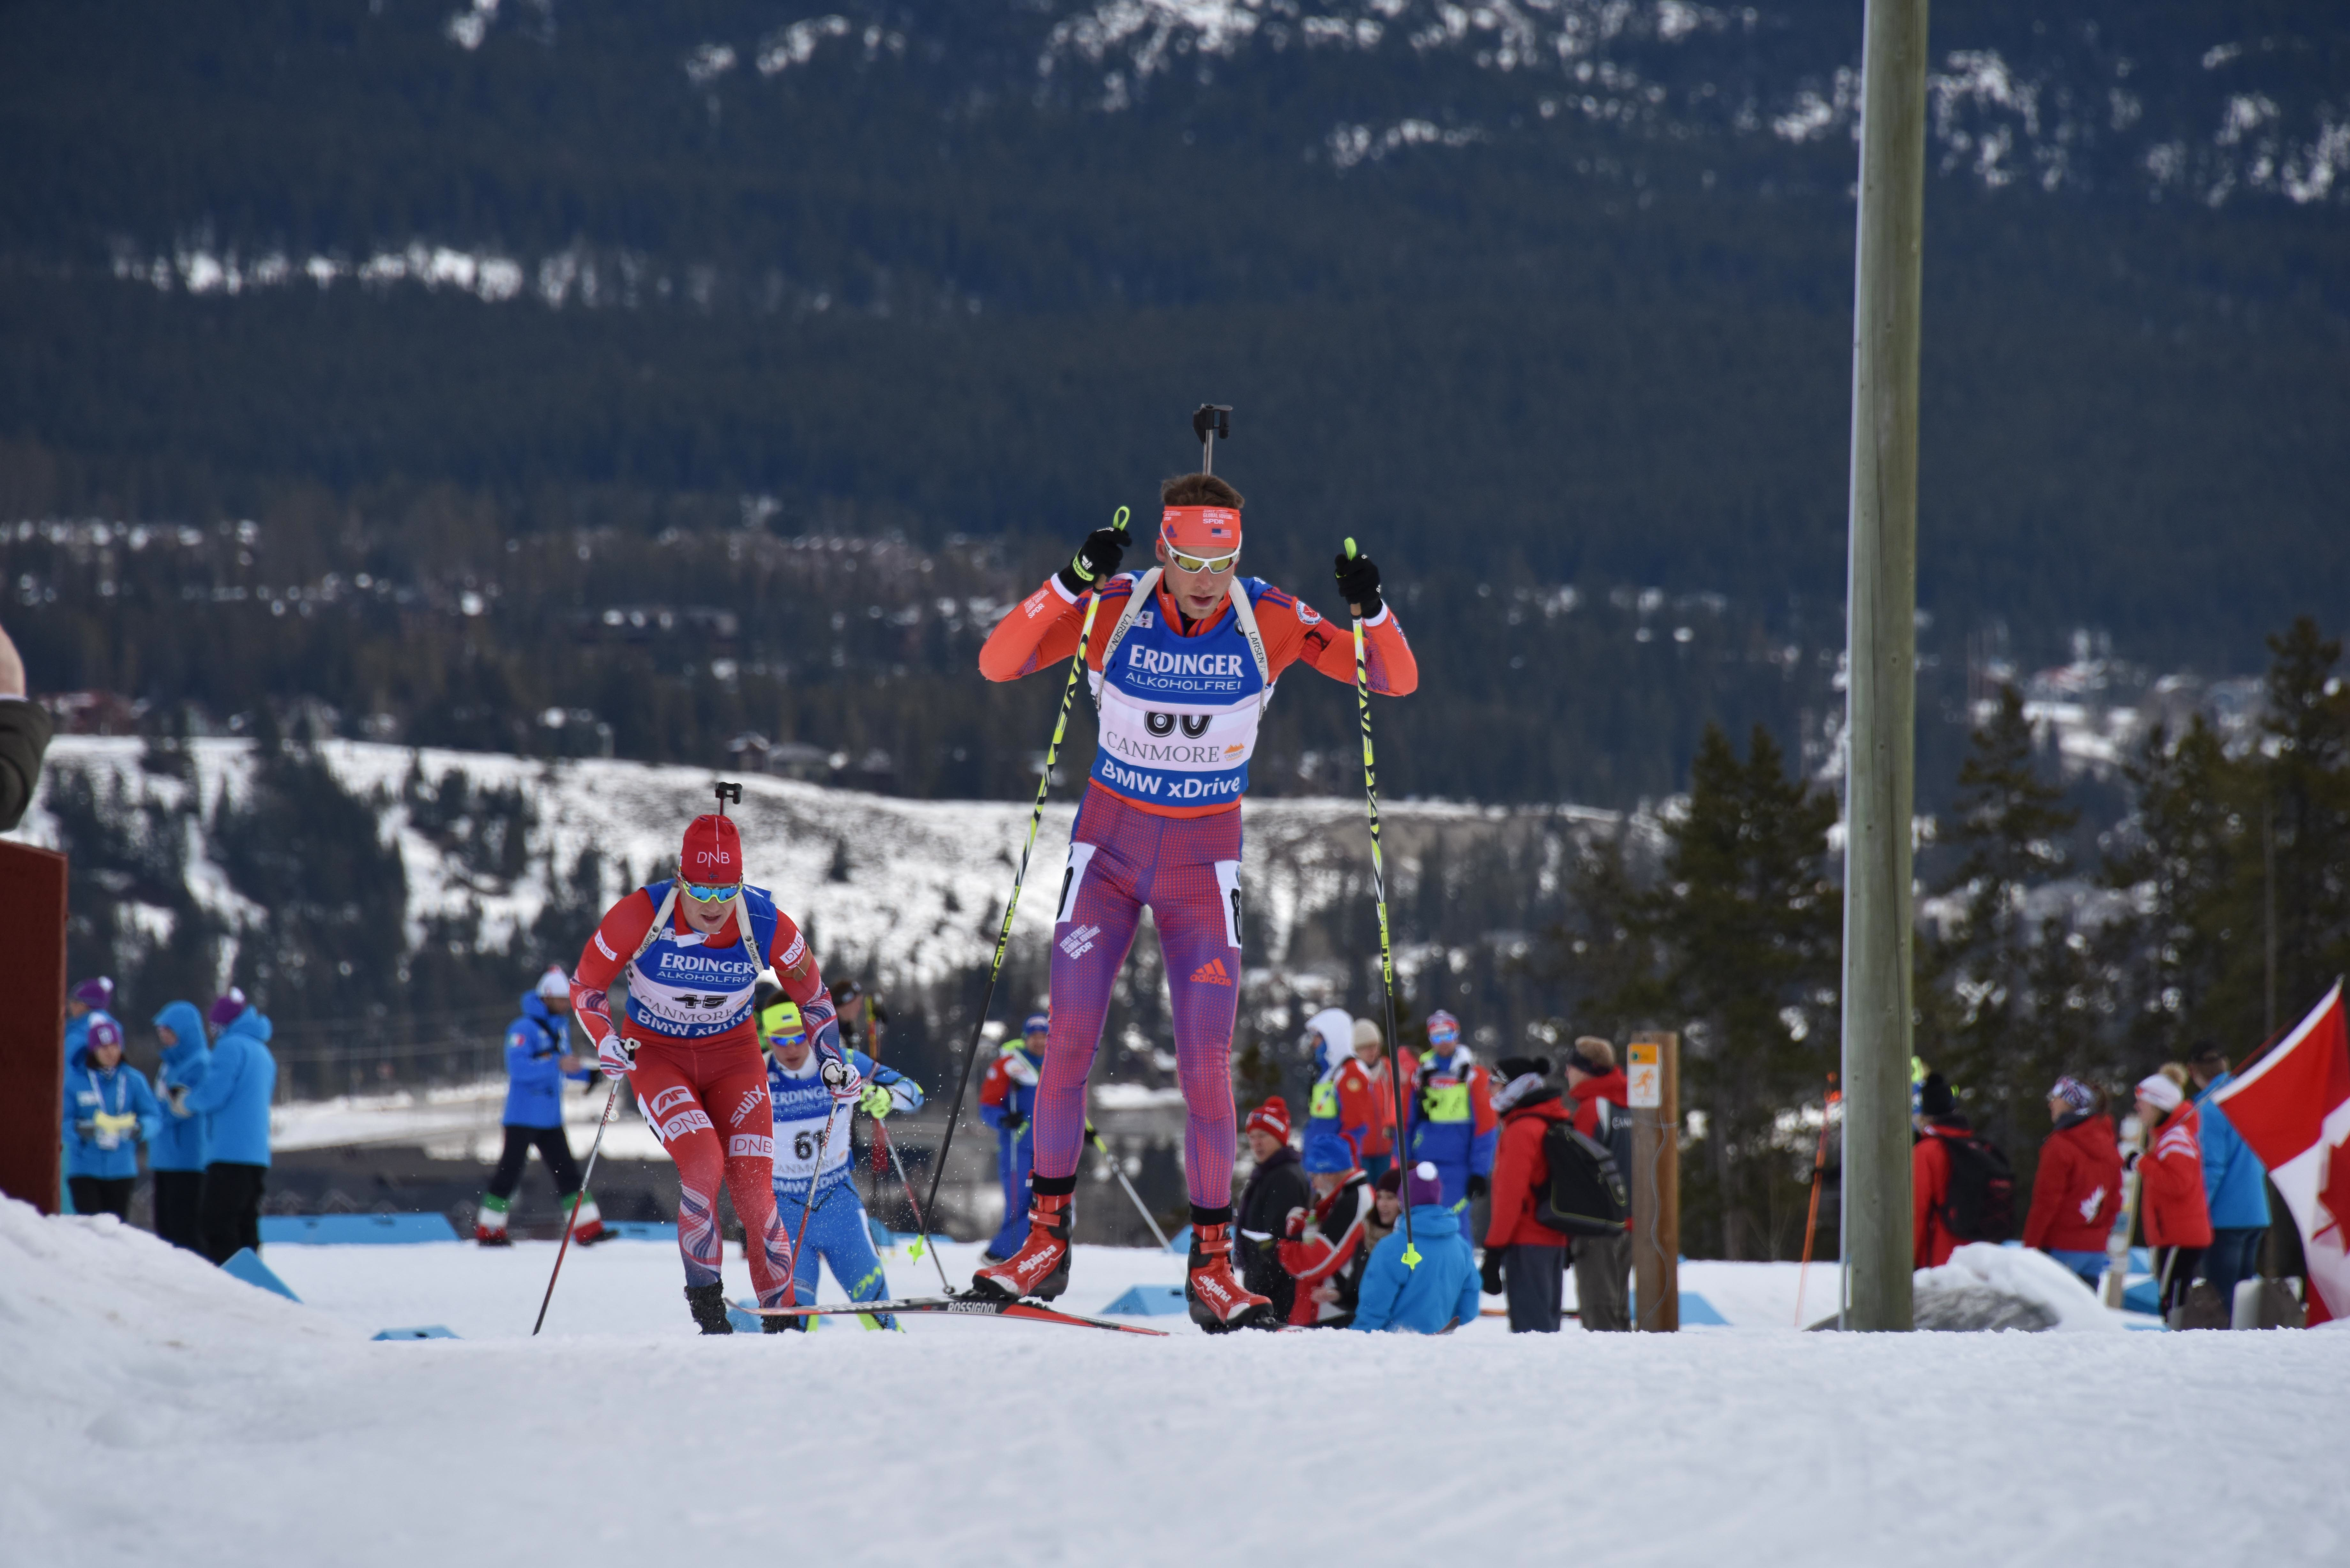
[762,1308,806,1333]
[685,1281,735,1335]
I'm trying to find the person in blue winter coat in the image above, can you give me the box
[1349,1160,1481,1334]
[476,967,604,1246]
[762,993,924,1330]
[60,976,120,1216]
[63,1015,161,1220]
[976,1012,1047,1262]
[1403,1011,1498,1209]
[148,1000,213,1252]
[2188,1041,2272,1311]
[182,988,277,1263]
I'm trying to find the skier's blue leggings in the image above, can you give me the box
[780,1180,896,1328]
[989,1127,1034,1258]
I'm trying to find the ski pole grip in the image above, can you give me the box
[1344,537,1358,559]
[1111,504,1130,539]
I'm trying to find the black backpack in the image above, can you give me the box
[1938,1132,2016,1243]
[1535,1116,1629,1239]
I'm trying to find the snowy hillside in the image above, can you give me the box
[13,735,1623,1028]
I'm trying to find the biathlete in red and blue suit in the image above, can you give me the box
[973,470,1418,1330]
[570,810,846,1335]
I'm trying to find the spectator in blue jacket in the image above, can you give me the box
[2189,1041,2271,1312]
[183,988,277,1263]
[64,1015,160,1220]
[66,975,116,1059]
[1349,1160,1481,1334]
[977,1012,1048,1262]
[476,967,603,1245]
[1403,1011,1498,1209]
[148,1000,213,1252]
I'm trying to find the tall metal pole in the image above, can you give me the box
[1838,0,1930,1334]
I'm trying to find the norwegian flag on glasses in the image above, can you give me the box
[2212,979,2350,1326]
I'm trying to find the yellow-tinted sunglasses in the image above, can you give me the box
[1169,547,1239,575]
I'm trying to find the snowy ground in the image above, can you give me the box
[7,1201,2345,1568]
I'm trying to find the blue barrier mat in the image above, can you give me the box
[1101,1284,1189,1316]
[372,1325,460,1340]
[1678,1290,1730,1326]
[261,1213,459,1245]
[221,1248,301,1301]
[607,1221,678,1241]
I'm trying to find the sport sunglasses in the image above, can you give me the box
[1168,547,1239,575]
[681,879,742,903]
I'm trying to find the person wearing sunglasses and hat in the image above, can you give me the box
[976,470,1417,1331]
[569,811,853,1334]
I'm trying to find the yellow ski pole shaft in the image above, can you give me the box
[916,508,1130,1259]
[1345,537,1419,1270]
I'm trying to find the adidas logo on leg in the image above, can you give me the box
[1189,957,1233,987]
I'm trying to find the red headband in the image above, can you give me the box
[1161,506,1241,555]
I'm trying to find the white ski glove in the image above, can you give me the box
[819,1056,863,1101]
[597,1033,638,1080]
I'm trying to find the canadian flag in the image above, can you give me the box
[2212,979,2350,1327]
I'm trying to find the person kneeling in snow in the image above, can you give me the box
[1349,1161,1480,1334]
[1277,1131,1376,1327]
[477,966,604,1247]
[764,989,923,1331]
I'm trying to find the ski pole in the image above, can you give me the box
[875,1118,955,1293]
[1087,1120,1172,1249]
[916,507,1129,1268]
[788,1082,844,1290]
[1793,1073,1838,1328]
[1344,537,1418,1270]
[532,1076,619,1335]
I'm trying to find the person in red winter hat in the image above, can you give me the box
[1233,1097,1311,1322]
[569,806,856,1334]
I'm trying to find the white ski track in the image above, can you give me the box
[752,1294,1172,1336]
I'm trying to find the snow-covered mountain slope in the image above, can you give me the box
[13,736,1620,993]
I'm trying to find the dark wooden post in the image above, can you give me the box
[1630,1030,1680,1332]
[0,840,68,1213]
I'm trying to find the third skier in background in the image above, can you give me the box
[975,470,1417,1330]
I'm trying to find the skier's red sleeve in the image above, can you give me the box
[978,576,1137,681]
[765,910,844,1049]
[571,889,660,1042]
[1255,586,1417,697]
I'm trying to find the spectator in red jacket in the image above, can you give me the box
[1360,1025,1416,1182]
[2134,1069,2213,1322]
[1564,1037,1633,1331]
[1911,1072,1974,1268]
[2022,1075,2122,1288]
[1481,1056,1573,1333]
[1278,1130,1377,1327]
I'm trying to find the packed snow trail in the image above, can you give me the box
[4,1202,2345,1568]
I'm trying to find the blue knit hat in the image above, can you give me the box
[1301,1131,1355,1174]
[1022,1011,1051,1037]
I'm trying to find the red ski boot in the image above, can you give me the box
[1185,1218,1271,1333]
[967,1180,1074,1302]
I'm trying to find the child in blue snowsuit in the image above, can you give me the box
[763,997,923,1329]
[149,1000,213,1252]
[977,1012,1048,1261]
[64,1014,160,1220]
[1349,1161,1481,1334]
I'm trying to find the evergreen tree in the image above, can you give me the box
[1633,723,1839,1260]
[2255,617,2350,1031]
[1929,685,2079,1173]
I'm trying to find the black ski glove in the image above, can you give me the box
[1465,1173,1490,1202]
[1057,526,1129,596]
[1333,547,1383,619]
[1002,1113,1027,1136]
[1480,1249,1505,1298]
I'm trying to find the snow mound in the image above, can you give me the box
[1914,1242,2123,1333]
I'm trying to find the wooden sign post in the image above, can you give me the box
[0,840,68,1214]
[1629,1030,1680,1333]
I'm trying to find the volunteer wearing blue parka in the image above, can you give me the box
[2188,1040,2273,1311]
[64,1015,160,1219]
[476,966,604,1246]
[1349,1160,1481,1334]
[149,1000,213,1252]
[182,988,277,1263]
